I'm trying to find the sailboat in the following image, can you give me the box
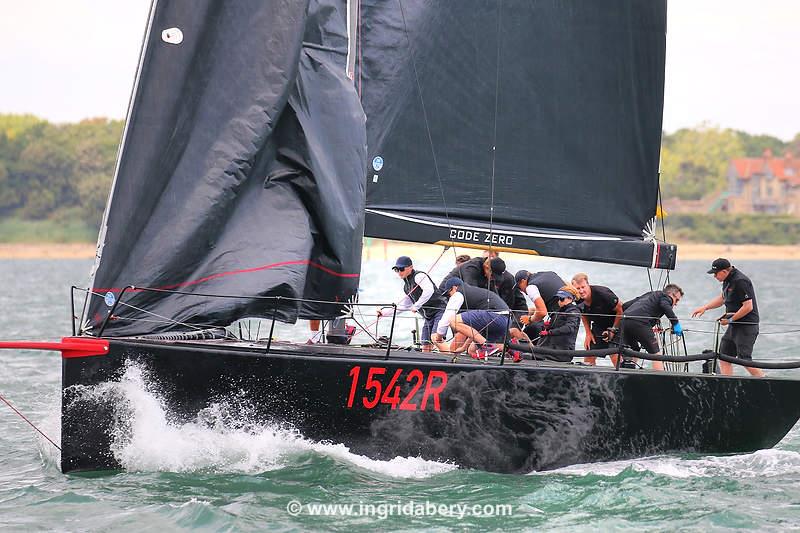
[6,0,800,474]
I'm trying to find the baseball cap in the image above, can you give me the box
[392,256,413,271]
[441,277,464,295]
[489,257,506,276]
[514,270,530,285]
[555,289,575,300]
[707,258,731,274]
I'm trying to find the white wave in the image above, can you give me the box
[169,498,211,508]
[74,363,454,478]
[538,448,800,479]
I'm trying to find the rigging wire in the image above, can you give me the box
[487,2,503,263]
[0,391,61,451]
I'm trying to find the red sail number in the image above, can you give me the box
[346,366,447,412]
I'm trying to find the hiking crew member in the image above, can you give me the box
[379,255,446,352]
[620,284,684,371]
[513,270,548,339]
[530,271,568,313]
[514,270,565,338]
[536,288,581,362]
[691,258,764,377]
[572,272,623,366]
[431,277,510,359]
[439,256,506,293]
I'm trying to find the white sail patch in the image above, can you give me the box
[161,27,184,45]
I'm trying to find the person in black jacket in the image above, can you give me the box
[620,284,684,371]
[537,288,581,362]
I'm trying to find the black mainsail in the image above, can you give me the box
[357,0,675,269]
[83,0,366,336]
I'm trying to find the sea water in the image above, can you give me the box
[1,256,799,531]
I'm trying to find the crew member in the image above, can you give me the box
[439,256,506,293]
[378,255,446,352]
[431,277,511,360]
[620,284,684,371]
[572,273,623,366]
[536,288,581,362]
[513,270,566,338]
[513,270,548,339]
[691,258,764,377]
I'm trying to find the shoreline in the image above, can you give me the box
[0,241,797,261]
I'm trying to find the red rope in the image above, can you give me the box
[0,391,61,451]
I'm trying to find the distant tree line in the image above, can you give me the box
[0,114,122,232]
[0,114,798,243]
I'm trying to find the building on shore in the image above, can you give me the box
[724,149,800,215]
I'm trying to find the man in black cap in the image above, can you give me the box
[431,277,513,360]
[378,255,446,352]
[514,270,565,338]
[692,258,764,377]
[512,270,548,338]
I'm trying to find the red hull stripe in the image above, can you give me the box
[94,259,360,293]
[0,337,109,358]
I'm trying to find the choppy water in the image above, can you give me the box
[1,255,800,531]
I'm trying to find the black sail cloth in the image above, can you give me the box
[84,0,366,336]
[357,0,675,269]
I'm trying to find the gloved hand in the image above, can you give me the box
[539,330,550,337]
[672,322,683,336]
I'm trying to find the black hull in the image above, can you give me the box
[62,339,800,474]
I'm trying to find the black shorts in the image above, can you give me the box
[719,324,759,360]
[620,320,659,354]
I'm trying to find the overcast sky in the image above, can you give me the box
[1,0,798,140]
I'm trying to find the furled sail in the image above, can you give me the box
[357,0,676,269]
[83,0,366,336]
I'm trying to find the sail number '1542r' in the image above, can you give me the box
[347,366,448,411]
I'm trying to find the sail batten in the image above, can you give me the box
[357,0,674,269]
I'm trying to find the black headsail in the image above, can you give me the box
[357,0,675,269]
[83,0,366,336]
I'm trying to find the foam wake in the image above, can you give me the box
[539,448,800,479]
[74,363,455,478]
